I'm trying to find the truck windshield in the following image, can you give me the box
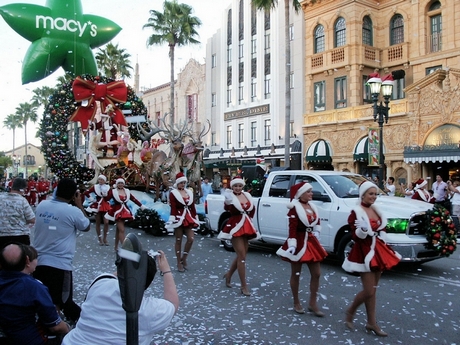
[321,174,385,198]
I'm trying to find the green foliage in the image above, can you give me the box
[95,43,133,79]
[129,208,167,236]
[424,204,457,256]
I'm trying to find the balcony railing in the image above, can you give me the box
[428,33,442,53]
[382,42,409,66]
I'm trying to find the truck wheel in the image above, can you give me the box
[219,219,234,252]
[337,233,353,263]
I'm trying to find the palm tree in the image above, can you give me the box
[31,86,55,109]
[252,0,304,168]
[95,42,133,79]
[143,0,202,126]
[3,113,23,174]
[15,102,38,179]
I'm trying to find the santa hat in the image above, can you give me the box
[415,178,427,189]
[230,176,245,188]
[287,182,313,209]
[115,178,125,185]
[174,172,187,188]
[359,180,377,200]
[97,174,107,182]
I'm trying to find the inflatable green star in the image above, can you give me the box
[0,0,122,84]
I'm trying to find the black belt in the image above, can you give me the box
[299,226,313,233]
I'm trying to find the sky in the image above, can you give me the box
[0,0,231,151]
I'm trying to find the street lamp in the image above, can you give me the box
[367,70,405,190]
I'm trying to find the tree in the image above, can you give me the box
[143,0,202,126]
[95,42,133,79]
[3,113,23,166]
[31,86,55,109]
[252,0,303,168]
[15,102,38,179]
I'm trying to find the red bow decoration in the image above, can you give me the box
[69,77,128,131]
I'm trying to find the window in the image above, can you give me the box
[391,78,405,100]
[239,42,244,58]
[390,14,404,45]
[314,25,325,53]
[426,65,442,75]
[334,17,346,47]
[23,155,35,166]
[226,125,232,149]
[362,16,373,46]
[334,76,347,108]
[211,93,216,107]
[238,123,244,148]
[211,132,216,146]
[429,1,442,53]
[251,79,257,101]
[314,81,325,112]
[264,119,271,145]
[251,37,257,57]
[211,54,216,68]
[289,24,294,41]
[264,33,271,51]
[155,111,161,126]
[238,83,244,104]
[290,72,294,89]
[268,174,291,198]
[264,75,271,99]
[227,87,232,106]
[227,46,232,63]
[251,121,257,145]
[187,94,197,122]
[363,76,372,104]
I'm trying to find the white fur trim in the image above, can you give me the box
[359,181,377,200]
[174,176,187,188]
[115,178,125,185]
[287,238,297,248]
[98,175,107,182]
[416,180,427,189]
[230,177,245,188]
[295,183,313,199]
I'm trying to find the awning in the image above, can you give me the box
[403,145,460,163]
[353,137,368,161]
[353,137,386,162]
[305,140,332,163]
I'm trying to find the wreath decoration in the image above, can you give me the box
[39,74,149,183]
[424,204,457,256]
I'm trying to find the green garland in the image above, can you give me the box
[424,204,457,256]
[39,74,149,183]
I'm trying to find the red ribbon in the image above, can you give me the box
[70,77,128,131]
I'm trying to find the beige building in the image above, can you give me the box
[300,0,460,187]
[4,143,47,179]
[141,58,208,140]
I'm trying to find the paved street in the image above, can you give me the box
[70,224,460,345]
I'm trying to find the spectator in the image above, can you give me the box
[384,177,395,196]
[33,178,91,324]
[447,180,460,217]
[61,250,178,345]
[0,177,36,249]
[432,174,448,207]
[0,243,70,344]
[402,181,416,199]
[200,176,213,203]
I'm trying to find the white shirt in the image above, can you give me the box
[450,186,460,206]
[432,181,448,202]
[62,275,175,345]
[385,183,395,196]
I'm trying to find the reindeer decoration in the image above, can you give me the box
[181,120,211,202]
[137,113,191,200]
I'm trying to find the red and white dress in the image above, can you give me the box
[342,204,401,273]
[84,184,111,214]
[169,188,200,229]
[217,191,260,240]
[277,200,327,263]
[104,188,142,222]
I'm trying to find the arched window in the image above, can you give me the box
[390,14,404,45]
[428,1,442,52]
[334,17,346,47]
[314,25,325,53]
[227,9,232,45]
[362,16,373,46]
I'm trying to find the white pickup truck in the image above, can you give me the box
[205,170,440,263]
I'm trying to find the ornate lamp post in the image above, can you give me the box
[367,71,404,190]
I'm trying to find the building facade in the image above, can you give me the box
[300,0,460,187]
[4,143,46,179]
[204,0,306,176]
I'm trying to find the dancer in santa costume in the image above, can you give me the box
[84,175,112,246]
[105,178,146,251]
[168,172,200,272]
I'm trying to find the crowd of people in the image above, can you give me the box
[1,170,457,343]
